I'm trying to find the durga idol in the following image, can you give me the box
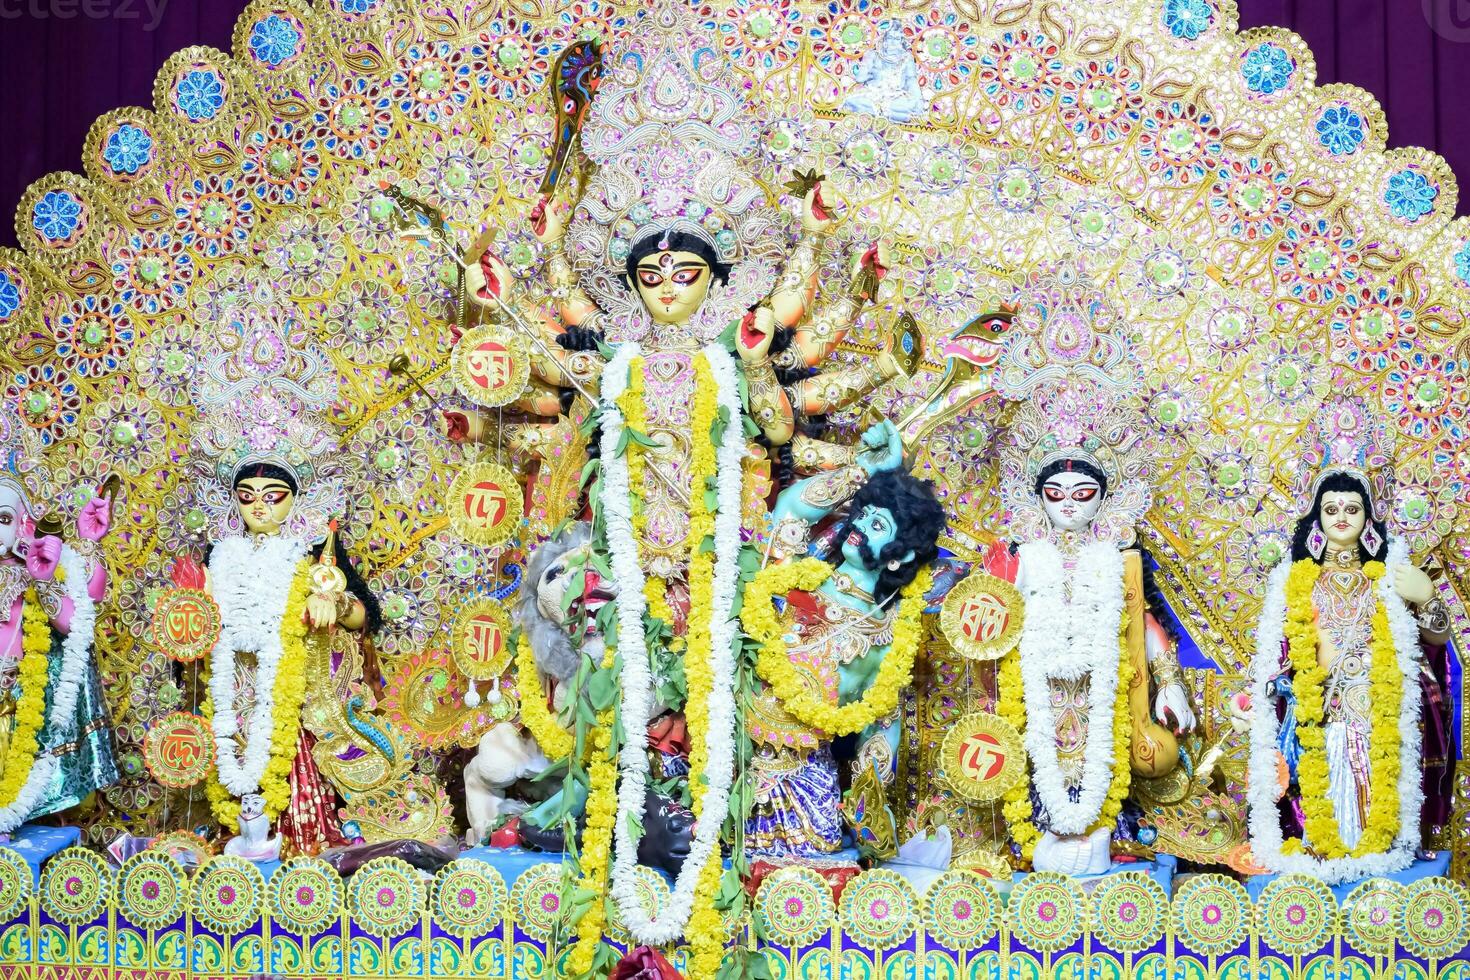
[1247,398,1454,885]
[981,380,1196,876]
[449,0,914,586]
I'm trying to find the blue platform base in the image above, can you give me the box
[0,824,80,883]
[459,844,568,888]
[1247,852,1451,903]
[1014,853,1177,894]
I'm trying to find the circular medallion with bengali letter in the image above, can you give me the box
[143,711,214,789]
[150,586,221,663]
[939,711,1025,802]
[453,325,530,408]
[448,461,523,547]
[450,599,513,681]
[940,572,1024,661]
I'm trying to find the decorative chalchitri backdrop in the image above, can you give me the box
[0,1,1466,978]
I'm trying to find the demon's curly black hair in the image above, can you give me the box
[826,468,946,603]
[1289,471,1388,564]
[226,463,382,634]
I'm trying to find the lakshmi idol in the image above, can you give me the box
[0,412,115,835]
[1247,398,1454,885]
[189,391,381,859]
[981,381,1196,876]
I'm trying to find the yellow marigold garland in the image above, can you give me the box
[685,353,718,809]
[681,352,726,976]
[1100,633,1134,832]
[514,630,573,761]
[997,611,1133,858]
[745,557,932,737]
[995,649,1037,860]
[566,648,618,977]
[0,591,53,810]
[685,851,727,978]
[1284,558,1400,859]
[202,560,312,827]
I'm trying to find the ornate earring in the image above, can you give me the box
[1307,521,1327,560]
[1359,522,1383,557]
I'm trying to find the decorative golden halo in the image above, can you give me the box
[940,572,1024,661]
[450,599,514,682]
[149,587,221,664]
[447,461,523,547]
[452,324,530,408]
[939,711,1025,803]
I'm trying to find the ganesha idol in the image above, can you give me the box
[1247,398,1454,888]
[977,381,1196,877]
[0,412,117,839]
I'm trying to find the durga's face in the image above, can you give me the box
[234,476,294,536]
[632,250,713,325]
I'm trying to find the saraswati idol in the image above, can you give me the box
[980,380,1197,876]
[1246,397,1454,885]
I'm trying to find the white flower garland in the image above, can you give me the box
[1246,539,1424,884]
[207,535,309,798]
[600,342,743,944]
[1015,539,1126,835]
[0,546,97,833]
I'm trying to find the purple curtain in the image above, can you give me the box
[0,1,248,249]
[0,0,1467,249]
